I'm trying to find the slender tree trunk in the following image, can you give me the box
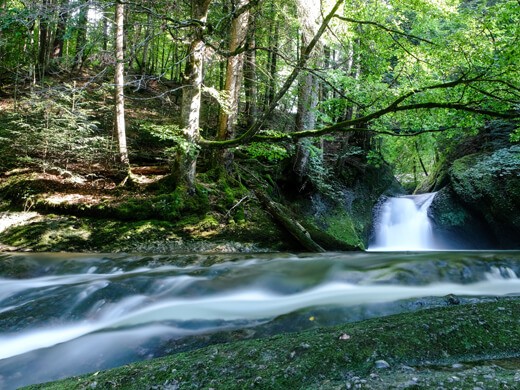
[140,12,152,74]
[243,12,257,128]
[102,10,108,52]
[37,0,50,79]
[218,0,250,141]
[115,0,129,167]
[51,0,70,60]
[178,0,212,188]
[293,1,321,185]
[415,140,429,177]
[264,14,278,110]
[73,0,88,72]
[293,55,319,182]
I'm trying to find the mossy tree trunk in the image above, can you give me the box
[217,0,250,168]
[178,0,212,189]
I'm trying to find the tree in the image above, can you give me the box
[217,0,251,167]
[51,0,70,61]
[177,0,212,188]
[73,0,89,72]
[114,0,129,167]
[293,0,322,184]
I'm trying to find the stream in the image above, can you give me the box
[1,250,520,388]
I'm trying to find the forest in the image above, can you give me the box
[0,0,518,253]
[0,0,520,388]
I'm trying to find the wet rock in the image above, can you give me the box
[449,145,520,248]
[445,294,460,305]
[375,360,390,369]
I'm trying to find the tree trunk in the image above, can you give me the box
[115,0,129,167]
[178,0,212,188]
[140,12,153,74]
[264,14,278,110]
[51,0,70,60]
[217,0,250,167]
[37,0,50,79]
[253,188,325,252]
[73,0,88,72]
[243,12,257,128]
[293,12,320,185]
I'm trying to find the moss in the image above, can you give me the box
[24,299,520,389]
[114,185,210,222]
[449,145,520,247]
[0,216,91,251]
[304,208,365,250]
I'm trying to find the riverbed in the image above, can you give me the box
[1,251,519,388]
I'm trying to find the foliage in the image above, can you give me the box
[142,123,200,163]
[0,85,111,172]
[241,142,289,162]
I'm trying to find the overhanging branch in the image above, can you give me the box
[333,15,436,45]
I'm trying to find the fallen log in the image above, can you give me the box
[252,188,325,252]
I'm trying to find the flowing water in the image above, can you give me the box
[1,251,520,388]
[369,193,438,251]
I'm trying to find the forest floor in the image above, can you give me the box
[0,165,296,254]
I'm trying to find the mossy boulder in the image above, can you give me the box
[24,299,520,389]
[428,186,496,249]
[295,164,402,250]
[449,145,520,248]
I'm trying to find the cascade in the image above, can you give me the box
[369,192,437,251]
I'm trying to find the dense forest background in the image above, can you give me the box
[0,0,518,251]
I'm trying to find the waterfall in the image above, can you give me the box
[369,192,437,251]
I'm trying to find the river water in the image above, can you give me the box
[0,250,519,388]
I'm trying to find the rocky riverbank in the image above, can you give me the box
[24,298,520,389]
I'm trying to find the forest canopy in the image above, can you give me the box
[0,0,518,189]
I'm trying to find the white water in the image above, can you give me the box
[2,273,520,362]
[1,252,519,388]
[369,192,437,251]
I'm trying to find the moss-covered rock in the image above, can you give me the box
[449,145,520,248]
[429,187,496,249]
[24,299,520,389]
[295,164,402,250]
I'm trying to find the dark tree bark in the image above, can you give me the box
[51,0,70,60]
[264,3,278,110]
[37,0,50,79]
[243,12,257,128]
[73,0,89,72]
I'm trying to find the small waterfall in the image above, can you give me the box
[369,192,437,251]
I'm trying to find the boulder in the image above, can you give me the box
[428,186,495,249]
[448,145,520,248]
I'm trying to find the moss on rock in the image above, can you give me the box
[24,299,520,389]
[429,187,495,249]
[449,145,520,247]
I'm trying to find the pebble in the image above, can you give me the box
[375,360,390,369]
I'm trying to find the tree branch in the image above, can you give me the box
[333,15,436,45]
[201,0,344,148]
